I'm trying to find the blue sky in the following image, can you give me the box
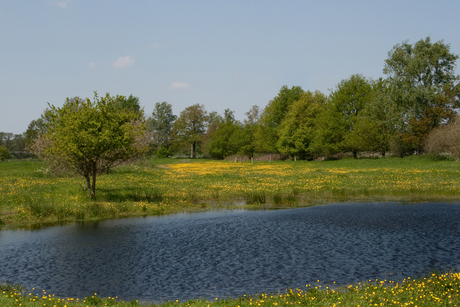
[1,0,460,134]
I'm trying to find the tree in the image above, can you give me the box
[0,132,14,151]
[312,75,373,158]
[277,91,326,159]
[172,104,208,158]
[149,102,176,156]
[384,36,460,153]
[238,105,260,159]
[43,92,148,197]
[0,146,11,161]
[344,79,403,156]
[204,109,243,159]
[255,85,306,153]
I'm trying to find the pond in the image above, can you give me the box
[1,202,460,303]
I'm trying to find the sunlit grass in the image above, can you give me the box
[1,156,460,228]
[1,271,460,306]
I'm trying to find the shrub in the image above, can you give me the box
[425,116,460,160]
[0,146,11,161]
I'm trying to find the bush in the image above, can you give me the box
[0,146,11,161]
[425,116,460,160]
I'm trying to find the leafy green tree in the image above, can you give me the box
[344,79,403,156]
[149,102,176,156]
[172,104,208,158]
[238,105,260,159]
[43,92,148,197]
[384,36,460,153]
[0,146,11,160]
[205,109,243,159]
[277,91,326,159]
[0,132,13,151]
[255,85,306,153]
[312,75,373,158]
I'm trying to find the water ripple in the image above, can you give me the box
[1,202,459,302]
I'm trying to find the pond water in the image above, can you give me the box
[1,202,460,303]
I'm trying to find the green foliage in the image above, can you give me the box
[0,132,27,159]
[44,92,148,197]
[0,146,11,160]
[312,75,373,157]
[384,36,460,154]
[207,110,224,126]
[172,104,208,158]
[115,94,141,114]
[237,105,260,159]
[277,91,326,159]
[255,85,306,152]
[149,101,176,152]
[205,119,243,159]
[345,79,403,156]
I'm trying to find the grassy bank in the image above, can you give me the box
[1,156,460,229]
[1,272,460,306]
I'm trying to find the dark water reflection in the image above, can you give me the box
[1,202,460,302]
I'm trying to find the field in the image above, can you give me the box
[1,155,460,229]
[1,271,460,306]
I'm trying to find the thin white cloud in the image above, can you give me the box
[88,62,99,69]
[112,56,135,69]
[49,0,71,8]
[170,82,191,90]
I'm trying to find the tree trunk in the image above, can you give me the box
[191,141,196,158]
[85,175,91,192]
[90,171,97,198]
[352,150,358,159]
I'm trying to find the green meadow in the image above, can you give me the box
[1,155,460,229]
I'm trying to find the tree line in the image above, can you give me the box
[149,36,460,160]
[3,36,460,164]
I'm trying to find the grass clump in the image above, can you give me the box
[245,191,266,204]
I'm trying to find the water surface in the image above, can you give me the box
[1,202,459,302]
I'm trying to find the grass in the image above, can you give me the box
[1,155,460,229]
[1,271,460,306]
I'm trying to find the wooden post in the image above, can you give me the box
[235,158,237,163]
[251,157,253,164]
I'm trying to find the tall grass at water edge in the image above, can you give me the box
[1,155,460,228]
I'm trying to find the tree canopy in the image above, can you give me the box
[384,36,460,153]
[255,85,306,152]
[43,92,148,197]
[172,104,208,158]
[149,101,176,157]
[277,91,326,159]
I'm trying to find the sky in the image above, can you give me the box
[1,0,460,134]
